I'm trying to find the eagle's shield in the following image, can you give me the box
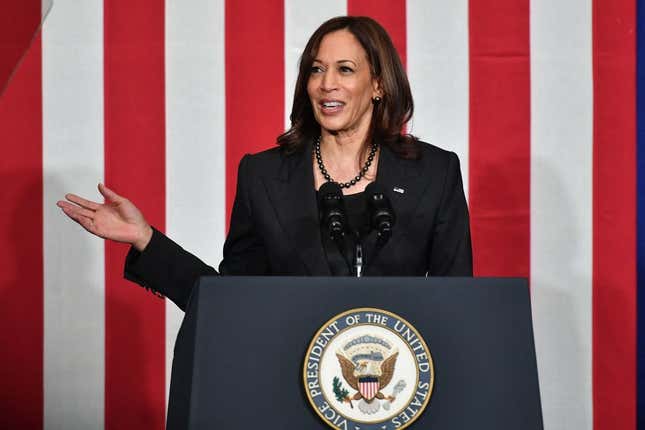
[358,376,379,401]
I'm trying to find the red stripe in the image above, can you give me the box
[592,0,636,427]
[347,0,407,68]
[104,1,166,428]
[0,34,42,429]
[225,0,284,226]
[468,1,530,278]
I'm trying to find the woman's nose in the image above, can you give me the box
[320,70,338,92]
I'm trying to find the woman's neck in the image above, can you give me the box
[320,130,366,164]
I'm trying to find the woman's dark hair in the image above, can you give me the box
[277,16,420,159]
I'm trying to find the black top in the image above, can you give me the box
[343,191,368,234]
[318,190,368,276]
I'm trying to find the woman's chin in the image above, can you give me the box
[317,119,344,132]
[320,126,368,139]
[318,120,354,136]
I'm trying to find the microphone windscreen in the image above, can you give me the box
[365,182,393,205]
[365,181,396,232]
[319,181,343,197]
[318,181,346,238]
[364,181,387,197]
[318,181,345,216]
[318,181,343,207]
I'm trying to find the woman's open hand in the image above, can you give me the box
[57,183,153,251]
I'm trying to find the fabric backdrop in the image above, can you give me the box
[0,0,640,429]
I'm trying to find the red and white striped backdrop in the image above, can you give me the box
[0,0,636,429]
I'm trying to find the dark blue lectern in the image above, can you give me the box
[167,277,543,429]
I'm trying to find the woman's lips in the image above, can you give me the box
[320,100,345,115]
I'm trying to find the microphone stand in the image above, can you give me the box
[354,234,363,278]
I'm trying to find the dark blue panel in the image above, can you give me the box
[167,277,542,430]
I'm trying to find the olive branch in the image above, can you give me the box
[332,376,354,409]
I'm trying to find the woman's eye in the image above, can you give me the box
[311,66,323,74]
[339,66,354,73]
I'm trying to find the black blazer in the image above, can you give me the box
[125,140,472,311]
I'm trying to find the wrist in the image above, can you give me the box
[133,224,153,252]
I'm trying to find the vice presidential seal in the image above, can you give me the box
[303,308,434,430]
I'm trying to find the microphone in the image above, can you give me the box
[365,182,396,245]
[318,181,347,241]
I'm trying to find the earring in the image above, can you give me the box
[373,96,382,103]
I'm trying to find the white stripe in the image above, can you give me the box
[42,1,104,429]
[407,0,470,199]
[530,1,593,429]
[284,0,346,129]
[164,0,226,405]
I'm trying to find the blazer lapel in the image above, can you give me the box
[262,142,331,275]
[362,144,429,272]
[376,144,427,223]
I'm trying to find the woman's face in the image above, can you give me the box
[307,29,380,139]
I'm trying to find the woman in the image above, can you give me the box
[57,16,472,311]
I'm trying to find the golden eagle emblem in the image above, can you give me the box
[334,335,405,414]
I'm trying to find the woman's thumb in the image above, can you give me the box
[98,183,121,202]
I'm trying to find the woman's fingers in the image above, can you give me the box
[73,206,95,220]
[56,200,72,210]
[57,200,95,219]
[56,201,96,220]
[57,200,87,214]
[65,193,100,210]
[59,204,97,234]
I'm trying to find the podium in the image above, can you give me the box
[167,277,543,429]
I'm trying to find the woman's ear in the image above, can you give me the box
[372,77,383,99]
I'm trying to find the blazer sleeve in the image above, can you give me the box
[123,228,217,311]
[428,152,473,276]
[124,154,270,310]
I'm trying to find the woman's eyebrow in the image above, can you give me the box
[312,59,358,66]
[337,59,358,66]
